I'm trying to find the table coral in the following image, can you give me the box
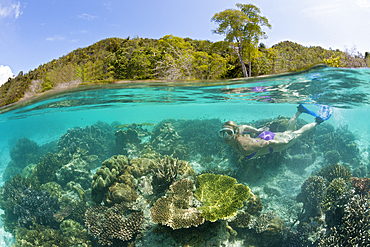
[194,173,250,222]
[150,178,205,229]
[85,202,143,246]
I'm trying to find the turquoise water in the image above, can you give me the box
[1,65,370,246]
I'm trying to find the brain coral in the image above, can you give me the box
[194,173,250,222]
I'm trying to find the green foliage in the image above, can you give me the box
[212,3,271,77]
[194,173,250,222]
[1,35,368,108]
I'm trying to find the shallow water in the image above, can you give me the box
[1,65,370,246]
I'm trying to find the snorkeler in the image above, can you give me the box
[219,104,331,159]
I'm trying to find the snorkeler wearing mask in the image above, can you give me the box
[219,104,329,159]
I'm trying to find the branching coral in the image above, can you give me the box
[85,202,143,246]
[194,174,250,222]
[321,178,347,212]
[150,178,205,229]
[296,175,326,222]
[316,163,352,184]
[13,188,60,228]
[318,193,370,246]
[351,177,370,196]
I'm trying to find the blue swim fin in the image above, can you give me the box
[298,104,333,124]
[318,105,333,121]
[297,104,318,117]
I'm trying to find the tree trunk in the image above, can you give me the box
[235,44,248,77]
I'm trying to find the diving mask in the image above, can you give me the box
[218,127,235,139]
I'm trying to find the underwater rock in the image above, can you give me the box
[324,150,341,164]
[150,178,205,229]
[56,157,92,190]
[194,173,250,222]
[85,202,143,246]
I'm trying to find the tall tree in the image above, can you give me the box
[211,3,271,77]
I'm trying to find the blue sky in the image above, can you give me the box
[1,0,369,84]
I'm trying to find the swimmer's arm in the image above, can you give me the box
[239,125,269,134]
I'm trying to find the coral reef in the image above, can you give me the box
[351,177,370,196]
[316,163,352,184]
[321,178,347,212]
[194,173,250,222]
[85,203,143,246]
[318,193,370,246]
[57,121,115,162]
[91,155,130,204]
[59,219,91,247]
[296,175,326,223]
[314,124,359,164]
[150,121,186,158]
[34,152,66,184]
[150,178,205,229]
[13,224,69,247]
[13,188,60,228]
[3,137,41,180]
[115,128,141,154]
[55,157,93,190]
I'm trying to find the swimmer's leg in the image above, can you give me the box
[293,122,317,136]
[286,111,301,131]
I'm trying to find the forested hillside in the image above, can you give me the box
[1,36,369,107]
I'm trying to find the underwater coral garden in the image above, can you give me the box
[1,118,369,246]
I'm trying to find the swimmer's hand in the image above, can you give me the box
[257,126,269,133]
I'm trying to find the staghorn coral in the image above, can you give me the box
[13,188,60,228]
[85,202,143,246]
[194,173,250,222]
[296,175,326,223]
[150,178,205,229]
[351,177,370,196]
[316,163,352,184]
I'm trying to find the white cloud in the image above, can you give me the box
[46,35,65,41]
[0,1,22,19]
[78,13,97,21]
[0,65,14,87]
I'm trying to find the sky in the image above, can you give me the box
[0,0,369,85]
